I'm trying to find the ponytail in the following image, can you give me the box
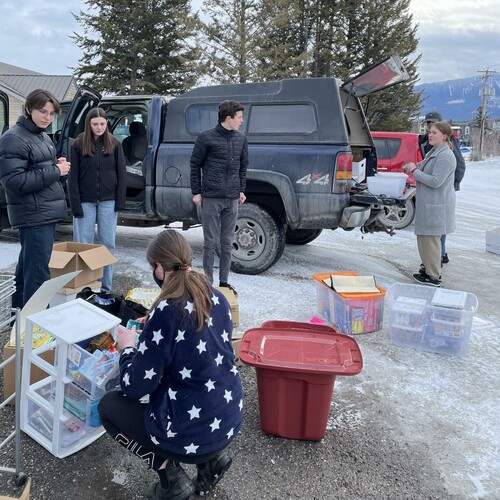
[147,230,213,331]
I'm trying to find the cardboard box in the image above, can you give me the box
[3,342,55,404]
[352,158,366,183]
[49,242,117,288]
[486,227,500,255]
[215,286,239,327]
[49,281,101,308]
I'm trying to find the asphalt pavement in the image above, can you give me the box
[0,159,499,499]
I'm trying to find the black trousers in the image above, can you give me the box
[13,223,56,308]
[98,391,223,471]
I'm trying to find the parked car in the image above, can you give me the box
[371,131,422,229]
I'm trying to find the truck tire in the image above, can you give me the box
[231,203,286,275]
[377,198,415,229]
[285,228,323,245]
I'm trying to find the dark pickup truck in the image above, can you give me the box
[0,54,414,275]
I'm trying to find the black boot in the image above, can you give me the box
[194,451,232,496]
[147,463,194,500]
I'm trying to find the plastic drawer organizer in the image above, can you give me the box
[20,299,120,458]
[387,284,478,357]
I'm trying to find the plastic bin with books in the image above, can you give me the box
[387,284,478,357]
[312,272,386,334]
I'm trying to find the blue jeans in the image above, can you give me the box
[13,223,56,308]
[440,234,446,257]
[73,200,117,292]
[201,198,238,284]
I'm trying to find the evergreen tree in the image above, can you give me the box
[250,0,422,130]
[72,0,200,95]
[252,0,313,80]
[340,0,422,131]
[197,0,260,84]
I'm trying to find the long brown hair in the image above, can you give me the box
[147,230,213,331]
[77,107,118,156]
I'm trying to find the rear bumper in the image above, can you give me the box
[339,206,371,228]
[340,187,416,229]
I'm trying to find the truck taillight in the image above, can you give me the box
[333,153,353,193]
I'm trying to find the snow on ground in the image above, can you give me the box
[1,157,499,498]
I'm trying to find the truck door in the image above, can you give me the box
[341,54,410,98]
[0,90,8,136]
[340,54,410,177]
[144,95,166,217]
[56,86,101,157]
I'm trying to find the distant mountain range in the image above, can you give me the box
[415,74,500,122]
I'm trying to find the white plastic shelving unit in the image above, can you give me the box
[20,299,121,458]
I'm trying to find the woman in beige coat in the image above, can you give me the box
[405,121,456,287]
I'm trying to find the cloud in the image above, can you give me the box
[1,0,499,85]
[416,29,500,83]
[0,0,83,75]
[411,0,500,83]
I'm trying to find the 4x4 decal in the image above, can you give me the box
[296,174,330,186]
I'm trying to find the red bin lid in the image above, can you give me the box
[239,327,363,375]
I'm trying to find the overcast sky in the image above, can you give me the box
[0,0,499,85]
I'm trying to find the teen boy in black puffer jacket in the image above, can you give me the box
[0,89,70,307]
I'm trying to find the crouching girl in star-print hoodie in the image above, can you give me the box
[98,229,243,500]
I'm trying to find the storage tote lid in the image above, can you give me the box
[431,289,468,309]
[239,327,363,375]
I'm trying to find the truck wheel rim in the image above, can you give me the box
[233,219,266,261]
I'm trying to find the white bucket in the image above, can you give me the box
[367,172,408,197]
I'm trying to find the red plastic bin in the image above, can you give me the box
[260,320,341,335]
[240,325,363,441]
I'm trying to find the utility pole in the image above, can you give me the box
[477,68,496,161]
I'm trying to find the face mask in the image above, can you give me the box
[152,270,163,289]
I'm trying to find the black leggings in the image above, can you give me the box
[98,391,222,471]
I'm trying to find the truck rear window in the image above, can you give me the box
[186,105,218,134]
[185,103,317,136]
[247,104,316,134]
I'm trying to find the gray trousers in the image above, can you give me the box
[201,197,239,284]
[417,235,442,279]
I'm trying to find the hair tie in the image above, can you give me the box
[174,264,190,271]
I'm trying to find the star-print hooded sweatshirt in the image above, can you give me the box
[119,287,243,457]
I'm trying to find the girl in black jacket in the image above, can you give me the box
[68,107,126,292]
